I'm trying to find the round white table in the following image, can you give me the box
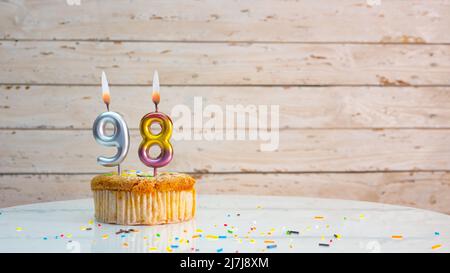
[0,195,448,253]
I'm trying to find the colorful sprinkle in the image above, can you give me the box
[264,240,275,244]
[435,232,440,236]
[170,245,179,249]
[16,227,22,232]
[314,216,324,220]
[206,235,219,240]
[319,243,330,247]
[391,235,403,240]
[266,244,277,249]
[102,234,109,239]
[432,244,442,250]
[216,248,223,253]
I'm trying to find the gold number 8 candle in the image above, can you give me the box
[92,71,130,174]
[138,71,173,177]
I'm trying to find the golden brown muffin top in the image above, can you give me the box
[91,172,196,193]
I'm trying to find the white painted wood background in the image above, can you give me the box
[0,0,449,213]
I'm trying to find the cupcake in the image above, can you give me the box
[91,172,196,225]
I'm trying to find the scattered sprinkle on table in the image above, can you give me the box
[264,240,275,244]
[314,216,324,220]
[434,232,440,236]
[206,235,219,240]
[102,234,109,240]
[319,243,330,247]
[432,244,442,250]
[286,230,299,235]
[391,235,403,240]
[216,248,223,253]
[334,234,342,239]
[16,227,22,232]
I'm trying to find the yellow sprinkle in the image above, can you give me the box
[257,205,262,209]
[321,236,325,241]
[149,247,157,251]
[102,234,109,239]
[359,214,365,219]
[166,246,172,252]
[335,234,342,239]
[80,226,87,231]
[143,236,148,240]
[206,235,219,240]
[249,239,256,244]
[16,227,22,232]
[192,234,201,239]
[314,216,324,220]
[195,229,203,233]
[432,244,442,250]
[88,220,94,225]
[264,240,275,244]
[66,233,73,238]
[180,239,185,244]
[391,235,403,240]
[122,243,129,248]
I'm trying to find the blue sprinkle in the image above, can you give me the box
[219,235,227,239]
[175,237,179,241]
[266,244,277,249]
[216,248,223,253]
[121,234,126,238]
[435,232,440,236]
[170,245,179,248]
[55,236,59,239]
[42,237,48,240]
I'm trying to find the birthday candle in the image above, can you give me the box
[138,71,173,177]
[92,71,130,174]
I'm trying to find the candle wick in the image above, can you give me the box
[154,103,158,113]
[106,103,110,112]
[153,168,157,177]
[118,164,121,175]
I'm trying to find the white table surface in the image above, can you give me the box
[0,195,448,253]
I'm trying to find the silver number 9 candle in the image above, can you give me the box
[92,71,130,174]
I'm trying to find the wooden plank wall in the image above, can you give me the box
[1,0,449,213]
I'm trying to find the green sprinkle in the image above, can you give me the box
[156,233,160,237]
[227,230,233,234]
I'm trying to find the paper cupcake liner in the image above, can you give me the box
[93,189,196,225]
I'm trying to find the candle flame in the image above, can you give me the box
[152,70,160,106]
[101,71,110,107]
